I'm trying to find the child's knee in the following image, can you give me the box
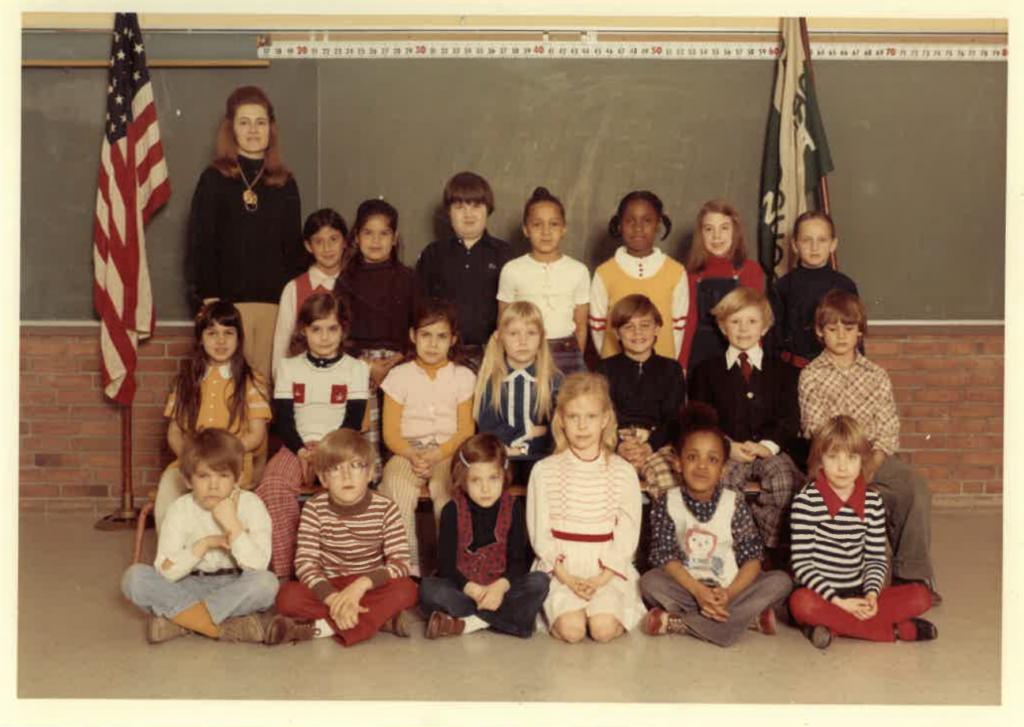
[788,587,820,623]
[393,577,420,608]
[522,572,552,602]
[246,569,281,606]
[588,616,623,643]
[553,614,587,643]
[120,563,153,600]
[274,580,309,613]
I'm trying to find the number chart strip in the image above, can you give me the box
[256,36,1008,62]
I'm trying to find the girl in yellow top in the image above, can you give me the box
[377,299,477,575]
[154,301,271,529]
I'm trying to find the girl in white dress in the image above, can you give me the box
[526,372,646,642]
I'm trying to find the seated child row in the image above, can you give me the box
[154,280,936,604]
[123,397,937,650]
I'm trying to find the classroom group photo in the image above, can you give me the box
[117,77,943,655]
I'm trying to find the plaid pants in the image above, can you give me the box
[718,453,801,548]
[255,448,306,578]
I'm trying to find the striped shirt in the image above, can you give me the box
[790,474,888,601]
[798,351,900,455]
[295,490,410,602]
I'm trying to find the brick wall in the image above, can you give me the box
[18,324,1003,514]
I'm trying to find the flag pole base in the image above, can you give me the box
[94,507,150,531]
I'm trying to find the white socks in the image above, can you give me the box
[313,618,334,638]
[462,615,489,634]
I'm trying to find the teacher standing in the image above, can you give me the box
[187,85,303,381]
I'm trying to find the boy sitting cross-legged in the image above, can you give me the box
[120,428,281,645]
[274,428,419,647]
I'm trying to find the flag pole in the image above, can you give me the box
[95,405,141,530]
[798,17,837,267]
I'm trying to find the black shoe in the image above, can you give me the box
[909,617,938,641]
[801,624,833,650]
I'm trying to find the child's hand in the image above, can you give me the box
[408,450,434,479]
[527,424,548,440]
[862,592,879,619]
[325,578,371,629]
[834,596,873,621]
[584,569,615,594]
[694,583,728,622]
[212,490,243,539]
[748,443,773,459]
[476,579,511,611]
[554,562,595,601]
[729,441,757,464]
[191,534,229,559]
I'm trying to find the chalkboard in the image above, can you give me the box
[21,34,1006,321]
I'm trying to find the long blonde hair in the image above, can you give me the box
[473,301,559,423]
[551,372,619,454]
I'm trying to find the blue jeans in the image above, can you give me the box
[121,564,279,624]
[419,572,550,639]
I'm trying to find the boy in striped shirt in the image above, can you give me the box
[274,429,419,646]
[789,415,937,649]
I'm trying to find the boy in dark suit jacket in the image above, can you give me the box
[687,287,802,550]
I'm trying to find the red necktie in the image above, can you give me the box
[739,351,752,384]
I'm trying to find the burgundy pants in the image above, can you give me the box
[276,574,418,647]
[789,583,932,642]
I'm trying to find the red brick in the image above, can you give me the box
[20,485,61,498]
[950,419,989,435]
[888,373,923,388]
[79,420,121,436]
[61,484,112,498]
[967,389,1003,403]
[951,403,1001,418]
[901,341,949,355]
[134,407,169,421]
[56,389,106,405]
[979,340,1003,354]
[33,453,81,467]
[21,340,69,357]
[947,435,1002,450]
[77,357,101,373]
[21,434,73,452]
[21,389,56,404]
[927,481,961,495]
[40,373,95,390]
[137,357,179,373]
[905,418,953,434]
[865,340,900,356]
[985,482,1003,494]
[30,420,82,436]
[167,341,193,356]
[970,371,1003,386]
[911,451,961,465]
[921,372,972,387]
[89,468,125,486]
[137,342,167,358]
[70,404,121,420]
[870,357,917,371]
[960,451,1003,465]
[913,465,950,480]
[81,453,121,468]
[68,437,121,452]
[963,358,1002,371]
[19,468,88,484]
[46,499,96,512]
[898,404,951,419]
[67,341,99,356]
[987,418,1006,433]
[900,434,946,450]
[912,358,965,371]
[912,389,964,403]
[961,483,984,494]
[20,405,69,419]
[952,465,997,480]
[19,373,40,388]
[28,357,80,373]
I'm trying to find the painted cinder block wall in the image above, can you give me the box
[18,324,1003,514]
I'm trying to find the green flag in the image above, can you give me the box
[759,17,834,282]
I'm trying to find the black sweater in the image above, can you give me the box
[437,497,531,589]
[596,352,687,452]
[187,156,303,307]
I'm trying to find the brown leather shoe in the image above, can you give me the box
[219,612,274,643]
[425,611,465,639]
[379,610,412,638]
[643,608,687,636]
[264,615,319,645]
[146,615,190,644]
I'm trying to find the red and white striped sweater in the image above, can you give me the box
[295,490,411,602]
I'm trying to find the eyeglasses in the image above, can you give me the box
[322,461,369,476]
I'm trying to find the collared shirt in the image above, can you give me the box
[723,344,779,455]
[497,253,590,339]
[813,470,868,520]
[156,489,273,582]
[416,233,513,346]
[798,351,900,455]
[380,359,476,445]
[272,265,342,378]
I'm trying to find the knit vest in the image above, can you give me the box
[596,257,685,359]
[295,271,331,313]
[454,489,514,586]
[665,488,739,587]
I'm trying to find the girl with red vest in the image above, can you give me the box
[419,434,550,639]
[271,209,350,379]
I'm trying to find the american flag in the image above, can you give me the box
[93,12,170,406]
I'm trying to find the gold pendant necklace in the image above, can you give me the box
[237,162,266,212]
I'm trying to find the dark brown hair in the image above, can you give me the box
[408,298,470,367]
[521,186,565,225]
[287,291,351,357]
[815,289,868,337]
[180,428,245,481]
[609,294,663,331]
[675,402,732,462]
[170,301,267,436]
[347,198,401,266]
[444,171,495,213]
[687,199,748,272]
[449,433,512,495]
[312,428,374,475]
[210,86,291,186]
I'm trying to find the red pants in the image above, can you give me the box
[276,575,418,647]
[789,584,932,642]
[256,449,305,578]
